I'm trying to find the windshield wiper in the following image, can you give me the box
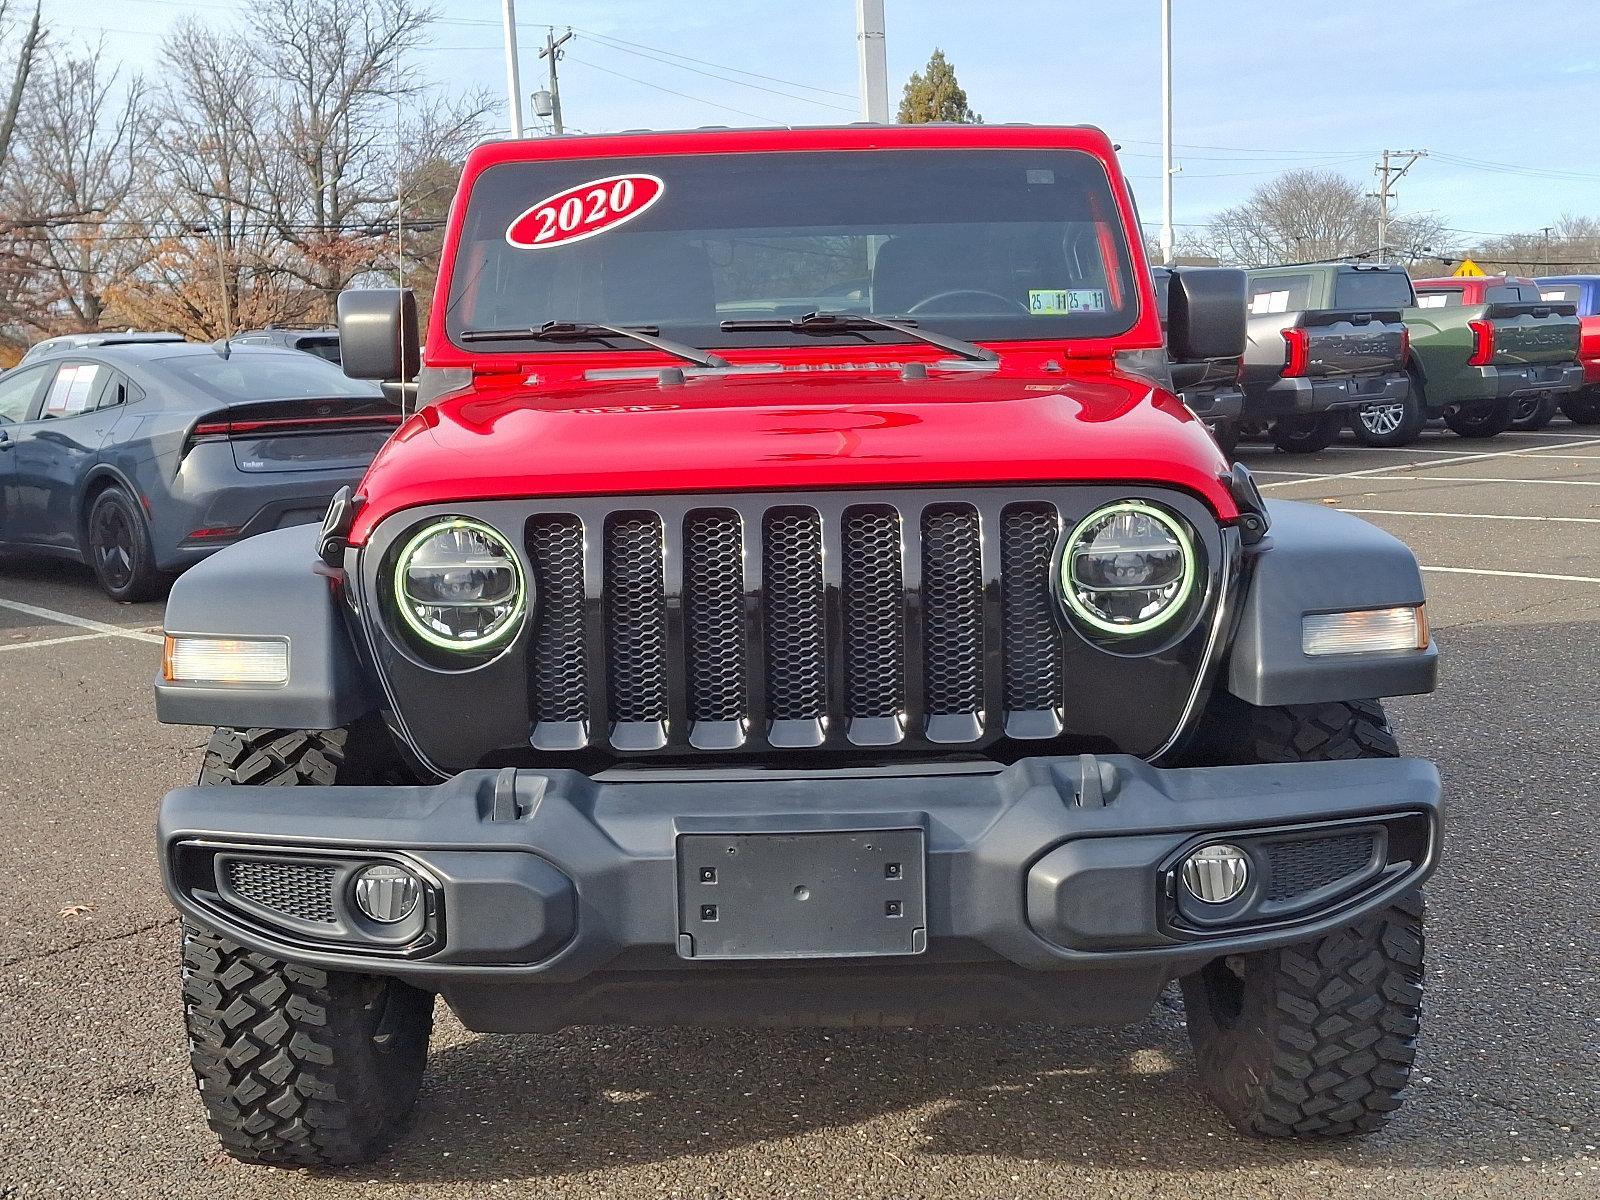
[719,310,997,363]
[459,320,728,369]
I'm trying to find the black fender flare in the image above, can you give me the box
[1225,501,1438,707]
[155,523,379,729]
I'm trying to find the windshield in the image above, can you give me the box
[445,149,1139,352]
[162,351,381,401]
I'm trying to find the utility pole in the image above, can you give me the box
[1159,0,1174,264]
[856,0,889,123]
[540,28,573,135]
[501,0,524,137]
[1371,149,1427,264]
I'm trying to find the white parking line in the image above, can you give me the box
[0,631,120,654]
[0,598,164,644]
[1341,508,1600,524]
[1256,435,1600,490]
[1423,565,1600,584]
[1387,475,1600,488]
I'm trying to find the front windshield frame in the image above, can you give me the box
[443,148,1142,354]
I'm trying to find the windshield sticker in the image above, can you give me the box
[505,173,664,249]
[1028,288,1108,315]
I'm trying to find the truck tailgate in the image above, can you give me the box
[1290,309,1407,377]
[1482,301,1580,366]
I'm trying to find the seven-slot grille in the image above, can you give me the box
[524,496,1068,754]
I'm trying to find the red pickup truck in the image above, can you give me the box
[152,124,1440,1165]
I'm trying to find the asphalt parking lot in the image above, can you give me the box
[1,424,1596,1199]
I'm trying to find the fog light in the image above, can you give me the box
[351,864,421,924]
[163,635,288,685]
[1181,844,1250,905]
[1302,605,1428,656]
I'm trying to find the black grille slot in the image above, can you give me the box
[683,509,746,722]
[842,506,905,720]
[763,508,827,721]
[604,513,669,724]
[1265,832,1377,901]
[527,515,587,723]
[921,505,984,718]
[226,859,337,925]
[1000,503,1063,716]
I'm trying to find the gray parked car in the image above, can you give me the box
[0,342,398,600]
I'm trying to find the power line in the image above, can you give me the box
[561,54,786,125]
[568,25,856,100]
[571,30,854,112]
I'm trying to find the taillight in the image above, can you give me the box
[183,411,402,455]
[1282,327,1311,376]
[1399,324,1411,363]
[1468,319,1495,366]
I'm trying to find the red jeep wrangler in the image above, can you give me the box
[155,125,1441,1165]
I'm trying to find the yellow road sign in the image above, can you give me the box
[1452,258,1486,277]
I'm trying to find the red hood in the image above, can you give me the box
[349,363,1236,544]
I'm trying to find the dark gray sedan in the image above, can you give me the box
[0,342,398,600]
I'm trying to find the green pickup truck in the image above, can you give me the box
[1244,264,1583,447]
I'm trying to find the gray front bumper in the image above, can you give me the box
[161,755,1441,1011]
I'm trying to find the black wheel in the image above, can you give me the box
[1177,697,1424,1138]
[1350,372,1427,447]
[1442,399,1514,438]
[182,726,433,1166]
[1510,393,1559,431]
[1559,390,1600,425]
[86,487,162,602]
[1269,411,1343,454]
[1207,420,1240,460]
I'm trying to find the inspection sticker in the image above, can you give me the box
[506,173,664,249]
[1028,288,1107,315]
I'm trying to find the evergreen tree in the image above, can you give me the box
[896,49,981,124]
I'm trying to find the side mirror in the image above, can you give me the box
[1166,267,1247,361]
[336,288,420,382]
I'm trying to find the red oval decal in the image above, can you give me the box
[505,173,664,249]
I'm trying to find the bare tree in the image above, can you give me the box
[0,0,43,177]
[1465,214,1600,276]
[3,44,144,332]
[1196,169,1444,268]
[120,19,303,337]
[242,0,435,310]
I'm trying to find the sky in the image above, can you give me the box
[43,0,1600,252]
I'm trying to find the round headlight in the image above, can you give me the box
[1061,501,1195,635]
[393,518,527,652]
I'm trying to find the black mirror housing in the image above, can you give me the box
[1166,267,1247,362]
[337,288,420,382]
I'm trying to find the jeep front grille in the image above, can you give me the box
[523,494,1076,754]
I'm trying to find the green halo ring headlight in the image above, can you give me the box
[392,517,528,653]
[1060,500,1197,636]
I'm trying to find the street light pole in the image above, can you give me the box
[1160,0,1174,265]
[502,0,525,137]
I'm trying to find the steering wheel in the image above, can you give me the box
[906,289,1028,315]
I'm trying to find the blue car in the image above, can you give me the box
[0,341,399,600]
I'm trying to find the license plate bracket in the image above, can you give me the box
[676,829,927,960]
